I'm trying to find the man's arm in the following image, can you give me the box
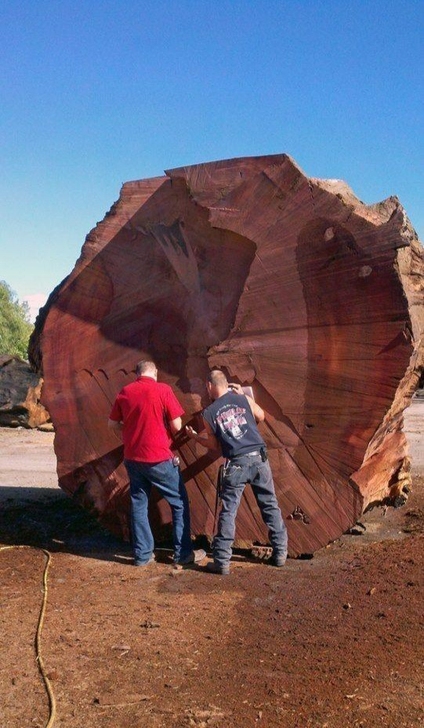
[108,418,123,437]
[246,396,265,423]
[186,418,220,451]
[169,416,183,435]
[228,382,265,423]
[164,386,185,437]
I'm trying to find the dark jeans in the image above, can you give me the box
[124,458,193,564]
[214,453,288,568]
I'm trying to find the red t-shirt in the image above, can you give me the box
[109,376,184,462]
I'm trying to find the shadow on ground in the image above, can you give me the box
[0,487,211,564]
[0,490,132,561]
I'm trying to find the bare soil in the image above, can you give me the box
[0,405,423,728]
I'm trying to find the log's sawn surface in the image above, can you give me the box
[29,155,424,556]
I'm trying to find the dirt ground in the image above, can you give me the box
[0,403,423,728]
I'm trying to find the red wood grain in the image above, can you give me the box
[29,155,424,556]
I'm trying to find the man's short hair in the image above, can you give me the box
[207,369,228,387]
[136,360,156,376]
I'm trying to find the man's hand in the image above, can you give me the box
[228,382,244,395]
[186,425,199,439]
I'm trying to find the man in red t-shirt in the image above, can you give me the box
[108,360,205,567]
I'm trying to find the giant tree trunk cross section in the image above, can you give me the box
[30,155,424,556]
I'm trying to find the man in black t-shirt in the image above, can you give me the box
[186,369,288,575]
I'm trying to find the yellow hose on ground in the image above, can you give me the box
[0,545,56,728]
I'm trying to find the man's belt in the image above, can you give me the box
[231,448,268,461]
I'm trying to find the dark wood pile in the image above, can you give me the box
[0,355,50,429]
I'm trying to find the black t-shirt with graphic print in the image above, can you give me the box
[202,391,265,459]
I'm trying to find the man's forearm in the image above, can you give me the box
[169,416,183,435]
[108,418,123,437]
[194,432,219,450]
[186,426,219,451]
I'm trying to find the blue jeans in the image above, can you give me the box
[124,458,193,564]
[214,453,288,568]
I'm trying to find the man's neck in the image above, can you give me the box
[212,386,229,401]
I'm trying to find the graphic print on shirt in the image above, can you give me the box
[216,405,248,440]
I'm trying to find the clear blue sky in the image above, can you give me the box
[1,0,423,320]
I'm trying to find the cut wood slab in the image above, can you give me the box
[29,155,424,556]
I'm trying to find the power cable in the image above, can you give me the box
[0,545,56,728]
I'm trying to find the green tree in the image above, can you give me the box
[0,281,34,360]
